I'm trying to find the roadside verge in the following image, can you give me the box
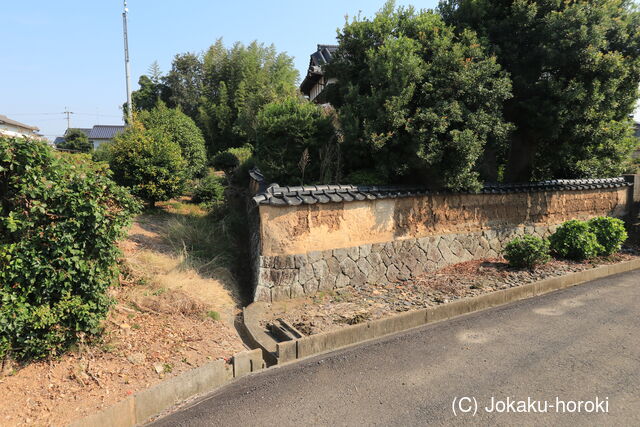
[68,349,264,427]
[266,258,640,364]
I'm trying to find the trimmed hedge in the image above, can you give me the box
[0,137,139,360]
[549,220,603,261]
[503,235,551,269]
[588,216,628,256]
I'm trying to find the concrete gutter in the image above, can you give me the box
[272,258,640,364]
[68,348,265,427]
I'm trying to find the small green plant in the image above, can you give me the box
[132,324,141,330]
[211,151,240,174]
[588,216,628,256]
[163,363,173,373]
[549,220,604,261]
[503,235,551,269]
[192,174,226,206]
[207,310,221,321]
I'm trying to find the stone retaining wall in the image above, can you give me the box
[251,183,636,302]
[256,225,556,302]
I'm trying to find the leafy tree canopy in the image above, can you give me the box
[198,39,299,155]
[139,102,208,179]
[255,97,337,184]
[440,0,640,181]
[58,128,92,153]
[325,1,513,190]
[109,122,187,206]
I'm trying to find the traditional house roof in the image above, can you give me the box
[300,45,338,96]
[88,125,126,139]
[252,177,632,207]
[0,114,39,131]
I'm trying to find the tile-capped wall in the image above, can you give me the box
[254,225,556,302]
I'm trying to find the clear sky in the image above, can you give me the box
[1,0,637,140]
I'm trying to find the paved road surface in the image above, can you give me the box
[152,270,640,426]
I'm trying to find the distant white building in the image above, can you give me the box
[0,114,41,138]
[55,125,126,149]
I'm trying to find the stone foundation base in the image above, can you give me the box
[254,224,558,302]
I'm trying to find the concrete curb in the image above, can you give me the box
[68,348,264,427]
[275,258,640,364]
[70,258,640,426]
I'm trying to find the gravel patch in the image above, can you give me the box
[266,246,640,336]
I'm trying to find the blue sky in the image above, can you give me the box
[1,0,638,139]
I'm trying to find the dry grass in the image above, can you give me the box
[119,199,242,325]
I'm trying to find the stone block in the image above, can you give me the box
[273,255,295,269]
[333,248,349,263]
[449,239,465,258]
[311,259,329,278]
[340,257,358,279]
[335,274,351,288]
[398,265,412,281]
[318,273,337,291]
[303,279,319,294]
[291,284,305,298]
[384,242,396,257]
[386,264,400,282]
[298,263,315,283]
[356,258,372,276]
[272,286,291,301]
[259,256,274,268]
[327,257,341,275]
[360,244,372,258]
[254,286,271,302]
[233,348,265,378]
[308,251,323,263]
[346,246,360,261]
[294,254,307,269]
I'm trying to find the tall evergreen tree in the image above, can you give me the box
[441,0,640,181]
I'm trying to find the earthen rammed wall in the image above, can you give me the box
[253,187,633,302]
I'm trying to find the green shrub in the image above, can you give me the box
[109,122,187,206]
[549,220,603,261]
[225,144,253,166]
[503,235,551,269]
[92,142,113,163]
[57,128,93,153]
[192,173,226,206]
[211,151,240,173]
[139,102,208,179]
[0,137,139,360]
[588,216,628,256]
[255,96,335,184]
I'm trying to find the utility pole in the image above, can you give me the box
[122,0,133,123]
[62,107,74,129]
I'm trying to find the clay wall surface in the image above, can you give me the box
[253,187,632,302]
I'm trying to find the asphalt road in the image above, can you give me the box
[152,270,640,426]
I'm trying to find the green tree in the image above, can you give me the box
[254,97,337,184]
[58,128,92,153]
[325,1,513,190]
[0,137,139,360]
[139,103,208,179]
[440,0,640,181]
[164,52,204,120]
[109,122,187,206]
[198,39,299,155]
